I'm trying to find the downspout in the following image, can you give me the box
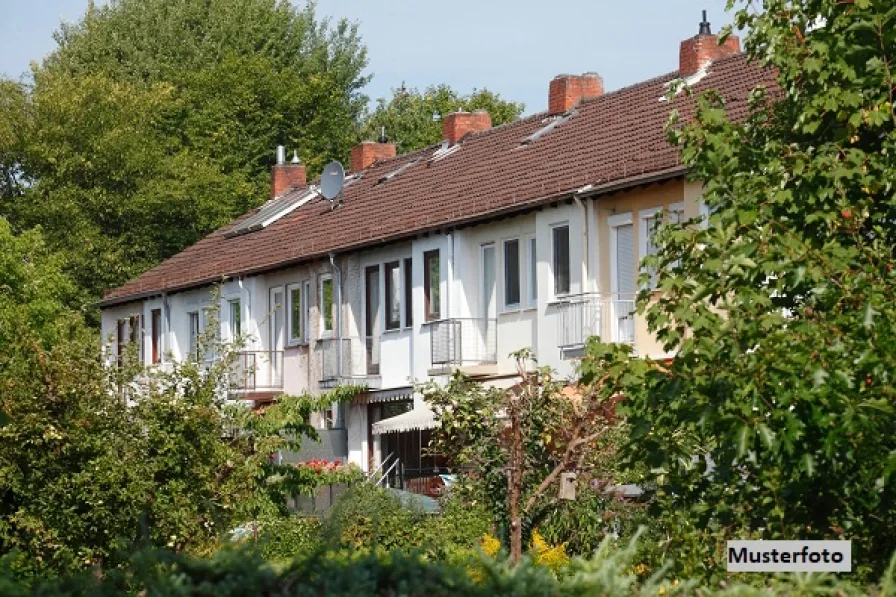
[329,253,345,429]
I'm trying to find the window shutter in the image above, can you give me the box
[616,224,636,295]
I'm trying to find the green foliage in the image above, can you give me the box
[256,515,322,563]
[322,483,429,552]
[1,0,369,304]
[362,84,524,154]
[612,0,896,581]
[0,534,891,596]
[0,289,349,572]
[423,353,630,555]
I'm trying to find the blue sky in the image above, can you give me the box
[0,0,734,115]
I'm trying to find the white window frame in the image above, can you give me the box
[639,207,664,290]
[188,311,200,360]
[608,212,634,297]
[319,274,334,338]
[384,260,402,331]
[550,222,571,299]
[502,237,521,311]
[227,299,241,341]
[270,285,285,347]
[402,257,413,329]
[480,242,496,319]
[286,282,308,345]
[526,235,537,308]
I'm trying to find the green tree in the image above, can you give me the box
[362,84,524,154]
[0,82,29,203]
[423,350,641,564]
[617,0,896,579]
[0,234,359,571]
[1,0,369,305]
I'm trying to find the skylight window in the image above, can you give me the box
[225,187,318,238]
[428,142,461,164]
[521,111,576,145]
[659,66,711,102]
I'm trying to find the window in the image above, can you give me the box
[188,312,200,360]
[116,319,127,363]
[609,212,636,298]
[552,225,570,296]
[365,266,380,339]
[404,258,413,327]
[228,300,241,340]
[669,202,685,225]
[320,275,334,335]
[385,261,401,330]
[503,238,520,308]
[642,209,663,289]
[423,250,440,321]
[129,315,142,362]
[669,203,685,270]
[151,309,162,364]
[287,283,307,344]
[528,237,537,307]
[270,287,285,352]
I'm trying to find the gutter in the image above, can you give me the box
[97,166,688,309]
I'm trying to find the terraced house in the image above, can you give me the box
[99,17,773,485]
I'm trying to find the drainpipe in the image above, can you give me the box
[329,253,345,429]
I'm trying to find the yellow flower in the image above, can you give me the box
[635,563,646,574]
[530,530,569,573]
[481,533,501,558]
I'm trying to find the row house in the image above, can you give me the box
[99,18,773,481]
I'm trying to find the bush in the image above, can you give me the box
[322,483,428,551]
[1,534,892,596]
[256,516,322,563]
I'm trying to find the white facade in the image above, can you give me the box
[101,179,704,472]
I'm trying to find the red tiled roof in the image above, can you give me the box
[100,54,775,306]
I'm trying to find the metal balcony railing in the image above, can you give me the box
[230,350,284,392]
[430,318,497,367]
[317,336,380,387]
[556,293,637,349]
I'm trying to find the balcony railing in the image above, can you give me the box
[556,293,636,350]
[317,336,380,387]
[230,350,284,392]
[430,318,497,367]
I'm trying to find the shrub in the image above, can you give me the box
[256,515,322,563]
[1,534,892,596]
[321,483,428,552]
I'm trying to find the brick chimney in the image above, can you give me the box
[350,140,397,172]
[679,11,740,76]
[442,110,492,145]
[271,146,306,198]
[548,72,604,115]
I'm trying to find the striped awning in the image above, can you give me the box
[364,386,414,404]
[371,405,438,435]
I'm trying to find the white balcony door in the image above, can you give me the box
[479,244,496,361]
[481,244,496,319]
[270,288,284,384]
[612,221,636,343]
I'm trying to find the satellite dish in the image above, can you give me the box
[321,161,345,201]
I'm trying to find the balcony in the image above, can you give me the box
[317,336,381,389]
[229,350,284,394]
[430,318,497,372]
[556,293,636,355]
